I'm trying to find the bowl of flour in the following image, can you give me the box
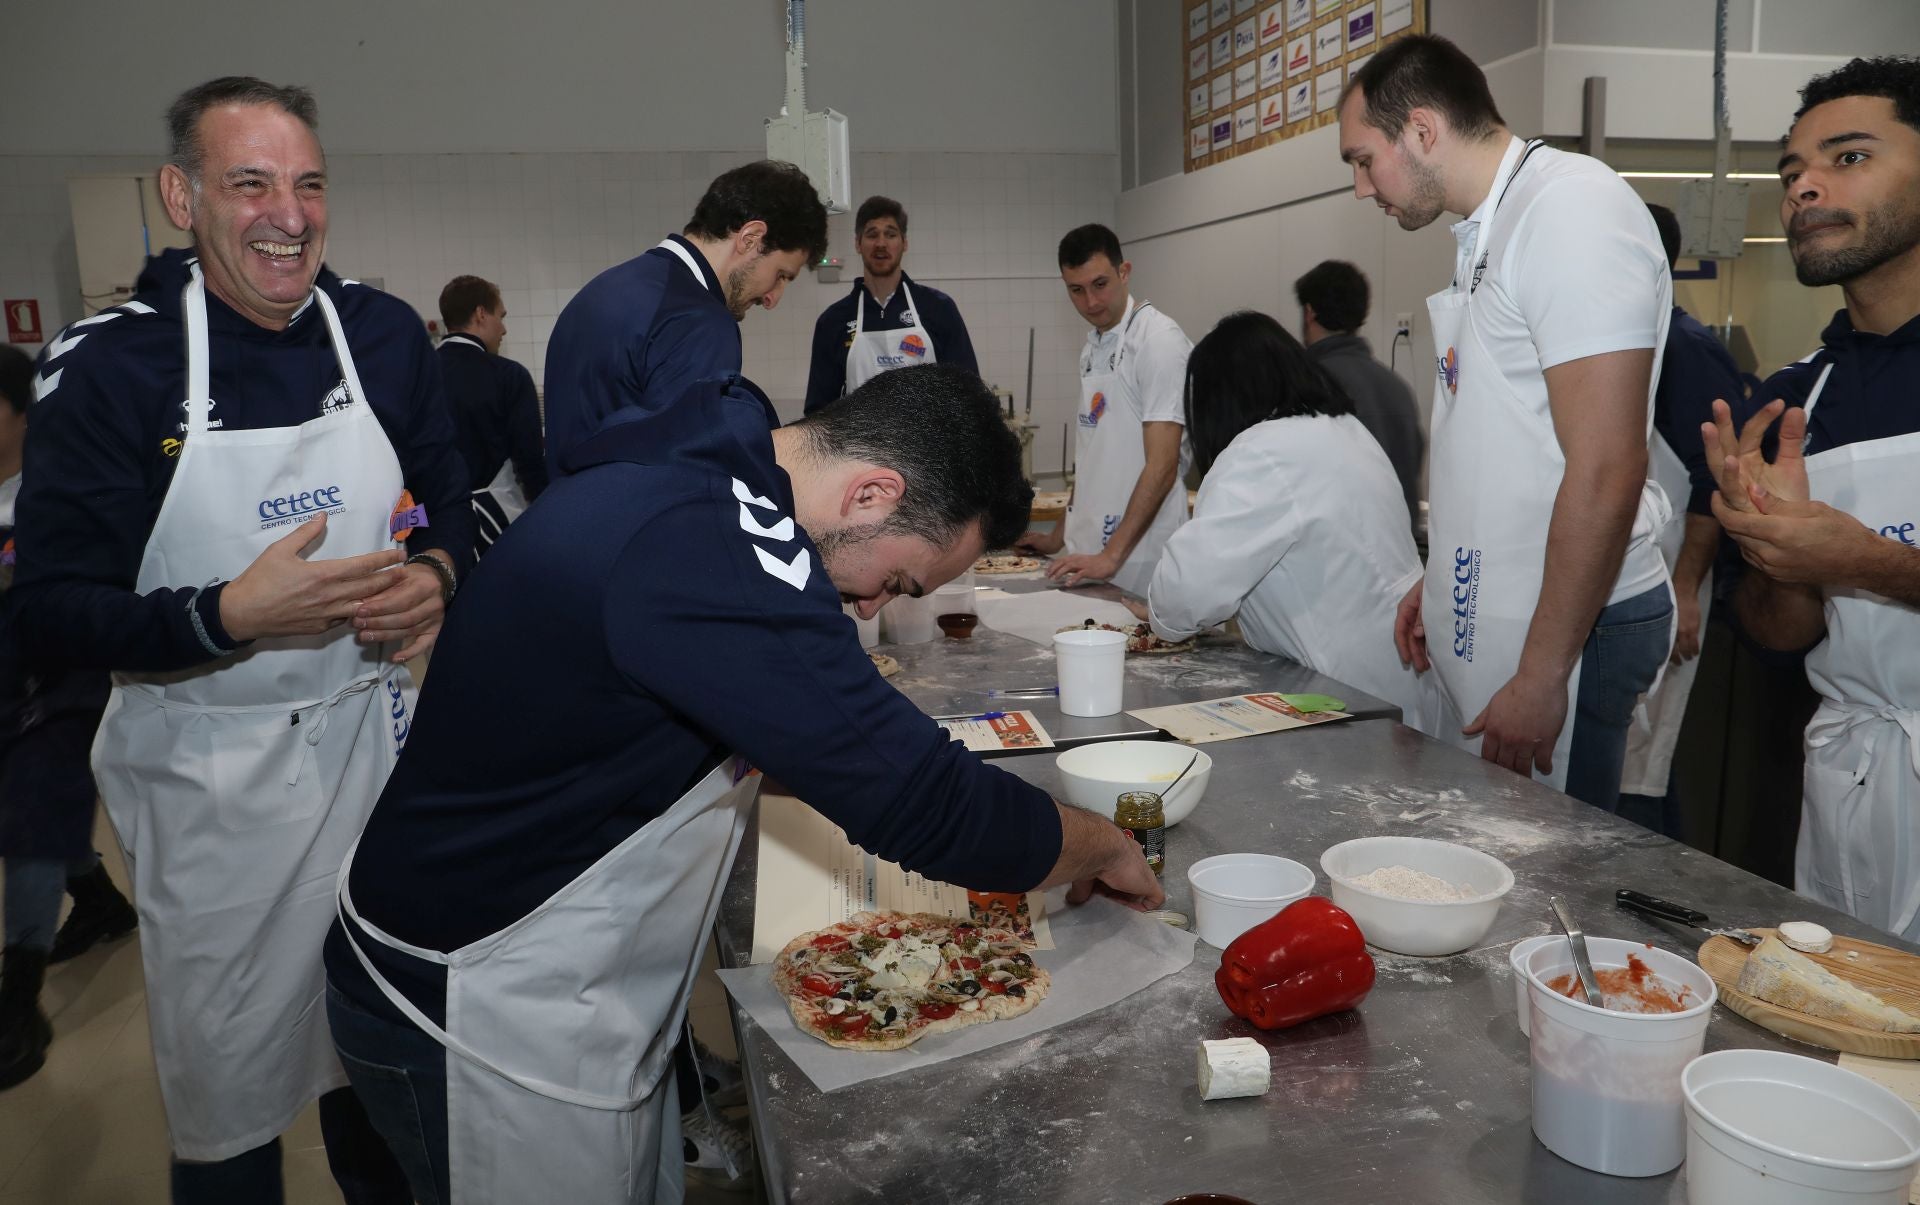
[1320,836,1514,956]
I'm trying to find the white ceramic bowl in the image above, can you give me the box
[1319,836,1513,956]
[1054,741,1212,827]
[1186,853,1316,948]
[1684,1049,1920,1205]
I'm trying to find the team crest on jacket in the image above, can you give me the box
[321,379,355,415]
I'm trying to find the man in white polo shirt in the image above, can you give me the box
[1337,35,1675,811]
[1019,224,1191,596]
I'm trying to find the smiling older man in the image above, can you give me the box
[11,76,469,1202]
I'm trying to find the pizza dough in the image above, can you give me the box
[1056,618,1197,655]
[772,911,1050,1051]
[974,553,1043,575]
[867,650,901,678]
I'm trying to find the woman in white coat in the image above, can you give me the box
[1135,311,1458,740]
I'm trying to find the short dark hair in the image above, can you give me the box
[0,345,34,416]
[1793,56,1920,135]
[855,196,908,236]
[1058,224,1124,271]
[1344,34,1504,142]
[1646,203,1681,269]
[1293,261,1370,334]
[793,363,1032,550]
[1185,311,1354,475]
[439,275,501,331]
[166,77,319,181]
[684,161,829,264]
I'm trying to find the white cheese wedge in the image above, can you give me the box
[1198,1037,1271,1101]
[859,935,943,991]
[1778,921,1836,954]
[1736,935,1920,1033]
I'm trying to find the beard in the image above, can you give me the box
[1790,199,1920,287]
[814,523,880,599]
[722,261,760,321]
[1391,150,1449,231]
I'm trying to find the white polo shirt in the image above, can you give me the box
[1452,137,1674,605]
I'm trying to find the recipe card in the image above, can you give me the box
[750,794,1054,964]
[937,709,1054,752]
[1128,691,1350,744]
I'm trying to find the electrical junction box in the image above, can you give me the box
[767,109,850,214]
[1681,178,1751,260]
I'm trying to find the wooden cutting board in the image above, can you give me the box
[1699,927,1920,1059]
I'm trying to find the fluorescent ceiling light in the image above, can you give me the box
[1618,171,1777,180]
[1743,236,1788,244]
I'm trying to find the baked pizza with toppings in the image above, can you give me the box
[1058,618,1197,655]
[772,911,1050,1051]
[974,552,1043,574]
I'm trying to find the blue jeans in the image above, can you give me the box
[326,982,452,1205]
[169,1085,411,1204]
[1564,584,1675,815]
[2,852,97,950]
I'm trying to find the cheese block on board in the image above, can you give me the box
[1198,1036,1271,1101]
[1735,935,1920,1033]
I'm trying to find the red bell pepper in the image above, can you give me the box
[1214,896,1376,1030]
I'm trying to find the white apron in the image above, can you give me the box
[1620,430,1712,796]
[1792,367,1920,939]
[845,277,937,393]
[1423,140,1677,791]
[1066,299,1186,597]
[90,264,416,1161]
[338,758,761,1205]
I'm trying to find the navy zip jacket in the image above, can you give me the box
[327,374,1063,1024]
[1653,305,1746,516]
[542,234,741,477]
[437,333,546,500]
[803,274,978,413]
[11,248,472,672]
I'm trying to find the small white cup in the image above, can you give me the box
[1054,628,1127,716]
[1508,935,1558,1037]
[842,602,880,649]
[881,594,938,644]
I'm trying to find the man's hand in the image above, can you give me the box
[1121,596,1150,622]
[1046,802,1167,911]
[1672,586,1703,664]
[1463,668,1568,778]
[1015,526,1064,556]
[1715,494,1883,588]
[1065,839,1166,911]
[353,550,451,663]
[1046,549,1121,588]
[1704,399,1809,516]
[219,514,407,643]
[1393,580,1430,673]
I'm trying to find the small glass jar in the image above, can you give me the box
[1113,790,1166,877]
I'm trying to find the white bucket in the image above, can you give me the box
[1054,628,1127,717]
[881,593,939,644]
[1524,938,1716,1177]
[1684,1049,1920,1205]
[842,601,880,649]
[1186,854,1315,949]
[1508,935,1558,1037]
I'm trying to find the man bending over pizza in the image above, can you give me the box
[323,362,1163,1205]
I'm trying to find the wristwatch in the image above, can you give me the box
[405,552,458,606]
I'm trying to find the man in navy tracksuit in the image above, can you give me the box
[435,274,546,556]
[803,195,978,414]
[543,160,827,477]
[12,76,470,1203]
[324,365,1162,1204]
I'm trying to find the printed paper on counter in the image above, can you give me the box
[937,709,1054,753]
[750,793,1054,964]
[1127,692,1350,744]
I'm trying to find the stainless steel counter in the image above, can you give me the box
[718,719,1881,1204]
[880,623,1401,750]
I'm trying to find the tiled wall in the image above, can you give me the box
[1,148,1118,474]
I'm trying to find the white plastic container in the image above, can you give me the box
[1053,741,1212,826]
[1684,1049,1920,1205]
[842,601,880,649]
[1508,934,1558,1037]
[1054,628,1127,717]
[881,593,939,644]
[1524,938,1716,1177]
[1320,836,1513,956]
[1186,854,1315,948]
